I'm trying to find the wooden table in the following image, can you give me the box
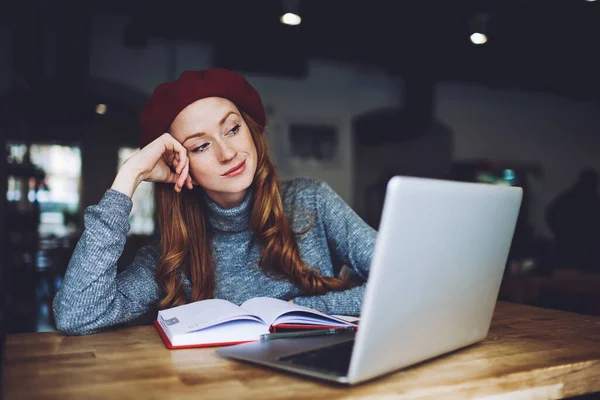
[3,302,600,400]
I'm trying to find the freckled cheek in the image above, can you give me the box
[188,158,222,183]
[187,160,208,182]
[241,136,257,156]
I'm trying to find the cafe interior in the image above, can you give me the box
[1,0,600,398]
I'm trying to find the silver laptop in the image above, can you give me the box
[217,176,523,385]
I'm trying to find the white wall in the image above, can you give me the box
[436,83,600,237]
[248,63,401,204]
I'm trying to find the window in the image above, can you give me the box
[29,144,81,211]
[117,147,155,235]
[6,142,82,237]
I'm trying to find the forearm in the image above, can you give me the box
[317,180,377,280]
[111,164,144,199]
[53,281,150,335]
[293,285,366,316]
[53,190,135,334]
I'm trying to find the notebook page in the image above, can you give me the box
[273,315,351,327]
[332,315,360,324]
[240,297,355,327]
[158,298,265,335]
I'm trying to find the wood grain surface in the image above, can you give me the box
[3,301,600,400]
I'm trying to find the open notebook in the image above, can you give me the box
[154,297,358,349]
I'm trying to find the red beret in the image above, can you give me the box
[139,68,266,148]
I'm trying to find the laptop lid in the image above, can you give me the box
[217,176,522,385]
[347,176,522,383]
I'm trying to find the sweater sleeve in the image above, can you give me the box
[52,189,160,335]
[294,180,377,315]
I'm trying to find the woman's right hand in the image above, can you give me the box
[111,133,194,198]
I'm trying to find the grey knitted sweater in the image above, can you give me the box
[53,177,377,335]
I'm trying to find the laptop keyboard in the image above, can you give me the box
[279,340,355,376]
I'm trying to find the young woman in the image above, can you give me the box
[53,68,377,335]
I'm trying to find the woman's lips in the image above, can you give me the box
[222,160,246,177]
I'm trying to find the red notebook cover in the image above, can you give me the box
[153,320,257,349]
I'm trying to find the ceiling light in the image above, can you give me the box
[469,12,490,45]
[95,104,107,115]
[585,0,596,2]
[470,32,488,45]
[280,12,301,26]
[280,0,302,26]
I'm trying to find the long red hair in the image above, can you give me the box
[154,111,347,309]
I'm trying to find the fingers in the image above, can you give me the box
[173,139,188,175]
[174,155,184,175]
[160,133,186,173]
[175,157,189,192]
[170,157,185,193]
[168,151,182,172]
[165,172,179,185]
[159,133,193,192]
[162,151,178,176]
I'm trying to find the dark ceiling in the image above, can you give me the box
[2,0,600,103]
[94,0,600,101]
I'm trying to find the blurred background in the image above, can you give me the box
[1,0,600,340]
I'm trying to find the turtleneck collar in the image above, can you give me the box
[204,187,253,233]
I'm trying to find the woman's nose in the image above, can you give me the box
[217,140,237,163]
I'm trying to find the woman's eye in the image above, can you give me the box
[228,124,241,135]
[192,143,210,153]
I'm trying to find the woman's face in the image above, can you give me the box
[170,97,258,209]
